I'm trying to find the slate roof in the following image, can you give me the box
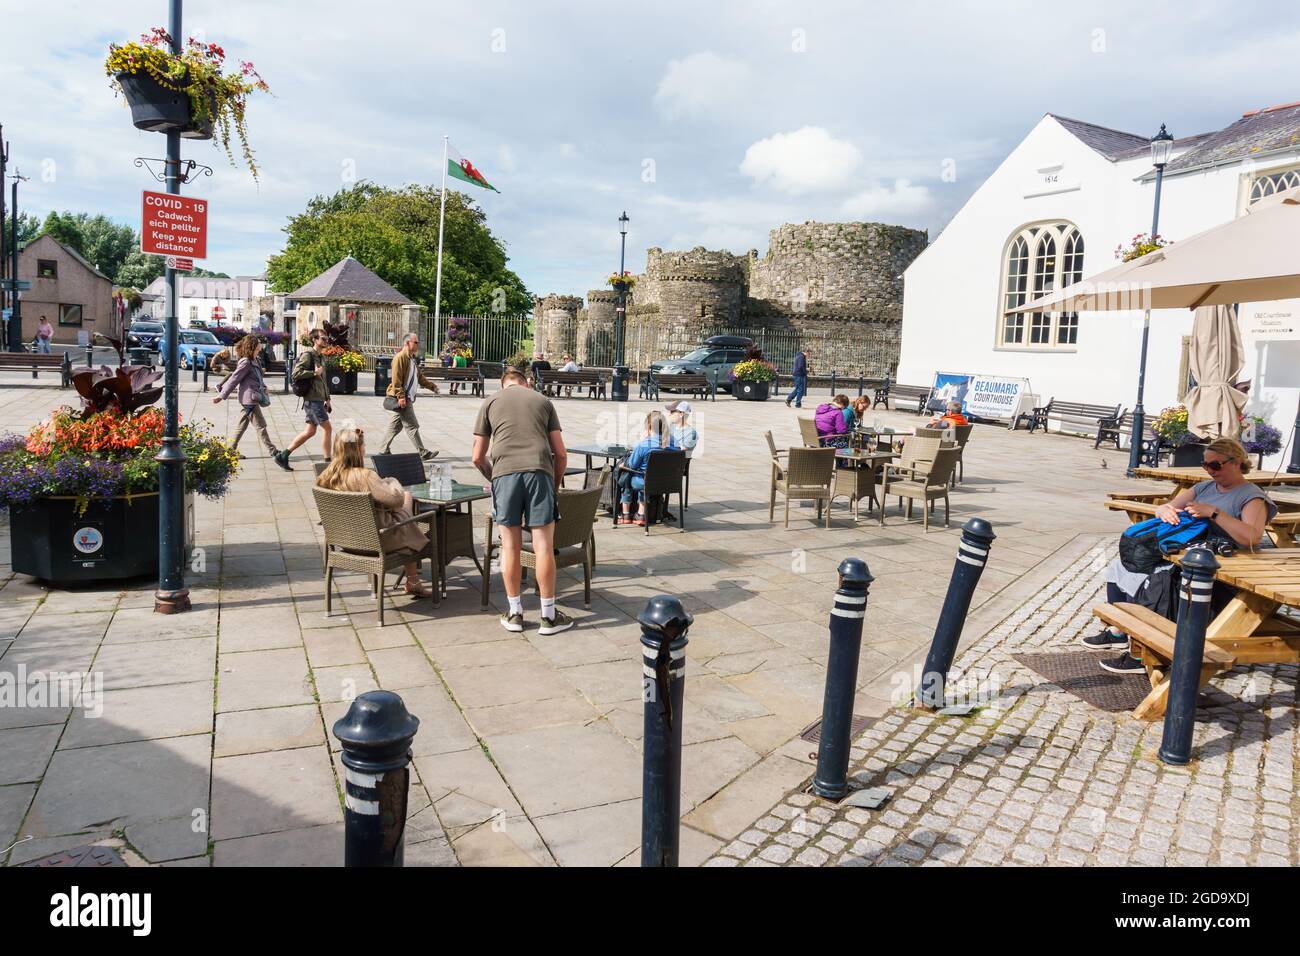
[1048,115,1149,159]
[1160,101,1300,174]
[288,256,414,305]
[22,234,112,282]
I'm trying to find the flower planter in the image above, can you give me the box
[8,492,194,586]
[326,367,358,395]
[734,380,770,401]
[1170,441,1207,467]
[115,71,212,138]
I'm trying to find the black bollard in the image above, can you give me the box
[84,344,94,369]
[916,518,997,709]
[1158,547,1219,766]
[830,370,837,395]
[332,690,420,867]
[191,348,199,382]
[202,362,210,392]
[639,594,693,867]
[813,558,873,800]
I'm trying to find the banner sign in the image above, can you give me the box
[929,372,971,412]
[141,191,208,259]
[965,375,1031,420]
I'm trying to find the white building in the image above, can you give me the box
[139,274,268,329]
[897,103,1300,470]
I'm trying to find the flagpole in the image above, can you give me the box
[433,134,449,354]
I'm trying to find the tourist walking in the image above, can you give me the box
[786,349,808,408]
[36,316,53,354]
[212,335,282,462]
[274,328,332,470]
[379,333,440,461]
[471,365,573,635]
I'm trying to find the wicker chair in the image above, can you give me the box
[312,461,329,477]
[620,449,687,534]
[480,486,603,610]
[313,487,439,626]
[879,446,960,531]
[951,423,973,483]
[372,453,426,486]
[770,446,837,529]
[797,417,823,448]
[765,430,788,463]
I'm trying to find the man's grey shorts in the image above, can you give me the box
[492,471,559,528]
[304,400,330,426]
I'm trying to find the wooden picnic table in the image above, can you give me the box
[1105,487,1300,546]
[1131,464,1300,490]
[1095,548,1300,720]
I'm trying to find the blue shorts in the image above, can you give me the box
[492,471,559,528]
[304,400,329,426]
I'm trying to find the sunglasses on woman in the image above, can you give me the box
[1202,458,1229,472]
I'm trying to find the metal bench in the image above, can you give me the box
[421,364,484,396]
[640,371,715,402]
[1014,397,1120,435]
[1093,409,1161,464]
[537,368,608,399]
[0,351,72,387]
[888,384,932,414]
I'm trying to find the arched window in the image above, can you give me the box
[998,221,1083,349]
[1248,167,1300,205]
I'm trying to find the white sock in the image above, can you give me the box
[507,594,522,616]
[541,597,556,620]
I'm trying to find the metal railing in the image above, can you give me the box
[424,313,533,365]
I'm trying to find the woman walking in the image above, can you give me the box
[212,335,283,463]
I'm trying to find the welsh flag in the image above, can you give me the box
[447,143,500,192]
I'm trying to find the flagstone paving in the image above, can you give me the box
[0,372,1207,866]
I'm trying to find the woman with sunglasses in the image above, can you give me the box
[1084,437,1277,674]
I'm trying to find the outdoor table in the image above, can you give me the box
[1124,548,1300,719]
[833,449,896,521]
[1132,465,1300,492]
[567,443,631,524]
[406,481,491,596]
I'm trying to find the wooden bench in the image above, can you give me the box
[0,351,72,387]
[1092,601,1237,719]
[1013,397,1120,435]
[888,384,932,414]
[421,365,484,396]
[641,372,715,402]
[536,368,608,399]
[1093,409,1161,464]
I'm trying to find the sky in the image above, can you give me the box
[3,0,1300,299]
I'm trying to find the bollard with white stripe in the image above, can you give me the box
[331,690,420,867]
[812,558,874,800]
[916,518,997,710]
[639,594,693,867]
[1158,547,1220,766]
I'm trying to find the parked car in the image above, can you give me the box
[160,329,226,369]
[125,321,164,352]
[648,336,753,392]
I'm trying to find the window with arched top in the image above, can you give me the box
[1247,167,1300,206]
[998,221,1083,349]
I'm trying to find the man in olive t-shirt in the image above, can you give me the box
[472,366,572,635]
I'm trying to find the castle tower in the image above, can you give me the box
[532,293,583,359]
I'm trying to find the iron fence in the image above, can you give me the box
[425,313,533,365]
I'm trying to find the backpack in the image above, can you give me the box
[1119,514,1209,574]
[290,350,316,399]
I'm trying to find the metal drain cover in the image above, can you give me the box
[843,787,891,809]
[799,714,872,743]
[23,845,127,868]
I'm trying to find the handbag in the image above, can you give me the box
[383,396,400,411]
[258,389,272,408]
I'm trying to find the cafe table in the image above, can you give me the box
[832,448,896,521]
[566,443,632,525]
[1132,465,1300,492]
[406,480,491,596]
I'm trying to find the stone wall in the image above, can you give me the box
[747,221,927,317]
[532,293,583,358]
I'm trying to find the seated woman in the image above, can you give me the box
[814,395,851,448]
[1084,437,1276,674]
[617,411,678,526]
[929,401,969,428]
[849,395,871,427]
[315,421,434,598]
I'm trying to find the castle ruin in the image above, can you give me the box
[533,220,928,376]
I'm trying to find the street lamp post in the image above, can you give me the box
[1288,398,1300,474]
[611,210,630,402]
[1126,123,1175,475]
[8,171,27,353]
[155,0,190,613]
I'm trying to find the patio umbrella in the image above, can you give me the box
[1012,185,1300,313]
[1185,304,1247,440]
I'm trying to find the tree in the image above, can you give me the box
[266,182,531,315]
[3,212,40,249]
[41,211,85,254]
[78,215,136,282]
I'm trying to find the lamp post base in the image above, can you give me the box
[154,588,192,615]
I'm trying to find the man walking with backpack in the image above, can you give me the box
[275,328,332,470]
[379,332,440,461]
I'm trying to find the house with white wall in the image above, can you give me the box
[897,102,1300,470]
[139,274,268,329]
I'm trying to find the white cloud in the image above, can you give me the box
[841,179,933,218]
[558,143,579,159]
[653,52,754,121]
[739,127,863,195]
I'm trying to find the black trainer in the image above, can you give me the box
[1080,629,1129,650]
[1099,654,1145,675]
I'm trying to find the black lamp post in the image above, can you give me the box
[1288,398,1300,474]
[610,210,630,402]
[1126,123,1175,475]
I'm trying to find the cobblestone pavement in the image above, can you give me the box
[706,539,1300,867]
